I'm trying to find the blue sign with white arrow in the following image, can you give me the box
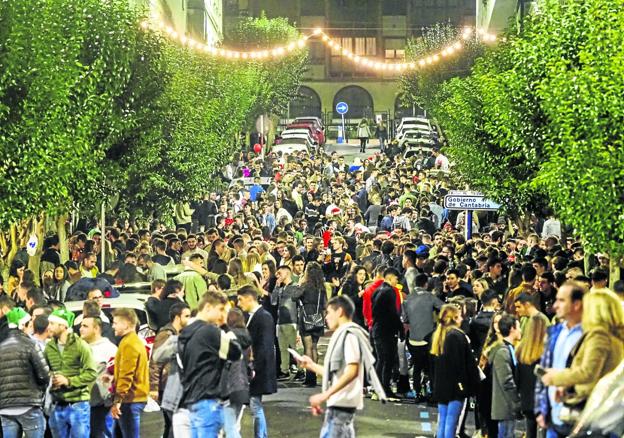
[336,102,349,115]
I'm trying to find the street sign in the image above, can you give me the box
[444,192,501,211]
[336,102,349,115]
[26,234,38,257]
[255,114,271,135]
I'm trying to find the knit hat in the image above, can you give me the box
[49,309,75,328]
[6,307,31,329]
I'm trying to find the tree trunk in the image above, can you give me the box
[57,215,69,263]
[513,211,532,236]
[609,256,621,289]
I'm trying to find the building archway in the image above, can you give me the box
[333,85,374,119]
[394,94,423,120]
[289,86,322,118]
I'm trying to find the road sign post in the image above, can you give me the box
[336,102,348,144]
[443,191,500,238]
[443,191,501,211]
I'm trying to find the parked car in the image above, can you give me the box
[398,131,436,148]
[397,116,432,131]
[403,145,434,160]
[396,127,434,141]
[272,138,310,155]
[64,293,156,354]
[293,117,324,132]
[277,129,316,146]
[287,122,325,146]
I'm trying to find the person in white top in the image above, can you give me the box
[297,296,386,438]
[433,148,450,172]
[80,316,118,438]
[541,210,562,240]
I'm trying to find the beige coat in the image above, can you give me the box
[551,327,624,404]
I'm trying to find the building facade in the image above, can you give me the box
[224,0,475,128]
[132,0,223,45]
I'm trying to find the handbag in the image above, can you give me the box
[301,291,324,332]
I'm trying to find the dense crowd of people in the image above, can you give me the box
[0,143,623,438]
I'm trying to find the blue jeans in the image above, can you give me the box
[250,396,267,438]
[437,399,465,438]
[320,408,355,438]
[1,407,46,438]
[223,402,243,438]
[188,399,223,438]
[91,405,114,438]
[115,402,145,438]
[498,420,515,438]
[49,401,91,438]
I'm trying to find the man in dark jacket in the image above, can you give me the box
[179,291,242,436]
[0,307,50,435]
[402,273,444,399]
[469,290,500,358]
[237,285,277,438]
[371,267,403,398]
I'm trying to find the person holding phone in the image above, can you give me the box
[296,295,385,438]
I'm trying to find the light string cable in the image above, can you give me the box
[141,19,497,71]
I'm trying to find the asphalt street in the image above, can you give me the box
[140,382,444,437]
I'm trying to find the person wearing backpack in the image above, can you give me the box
[178,291,242,436]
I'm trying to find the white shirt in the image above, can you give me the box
[89,337,118,366]
[542,218,562,239]
[435,154,450,171]
[326,331,364,410]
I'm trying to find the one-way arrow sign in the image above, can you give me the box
[336,102,349,115]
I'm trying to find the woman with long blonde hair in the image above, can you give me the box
[542,289,624,405]
[227,257,250,288]
[516,315,548,438]
[431,304,479,438]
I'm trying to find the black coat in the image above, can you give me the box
[469,310,495,358]
[432,328,479,403]
[371,282,402,338]
[247,307,277,396]
[0,329,50,409]
[340,280,365,328]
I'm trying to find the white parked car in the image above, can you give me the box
[397,117,432,131]
[398,131,436,148]
[397,122,432,137]
[278,129,317,146]
[272,138,310,155]
[396,127,434,141]
[65,293,156,352]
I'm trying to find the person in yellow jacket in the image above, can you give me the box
[111,308,149,438]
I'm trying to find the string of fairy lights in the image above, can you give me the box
[142,18,498,72]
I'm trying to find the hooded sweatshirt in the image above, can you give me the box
[178,320,242,406]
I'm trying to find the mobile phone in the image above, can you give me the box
[533,365,547,378]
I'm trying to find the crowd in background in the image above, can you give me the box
[0,145,623,438]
